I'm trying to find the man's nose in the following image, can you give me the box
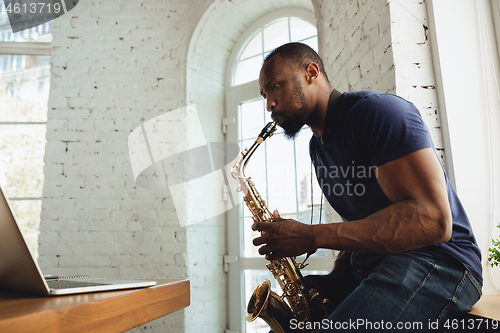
[266,98,276,112]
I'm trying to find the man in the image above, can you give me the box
[252,42,482,332]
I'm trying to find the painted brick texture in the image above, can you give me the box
[313,0,445,162]
[313,0,395,93]
[39,0,203,331]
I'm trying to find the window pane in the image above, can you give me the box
[0,1,52,42]
[243,217,260,257]
[263,19,289,52]
[300,36,318,52]
[240,32,262,60]
[266,133,296,214]
[290,18,317,42]
[9,199,41,257]
[294,127,322,211]
[264,107,273,125]
[0,124,46,198]
[240,100,265,140]
[0,0,51,263]
[234,54,263,86]
[294,129,327,257]
[233,17,317,87]
[240,138,267,208]
[0,55,50,122]
[279,212,298,222]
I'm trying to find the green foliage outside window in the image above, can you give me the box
[489,222,500,268]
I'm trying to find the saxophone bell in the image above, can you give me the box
[246,279,294,333]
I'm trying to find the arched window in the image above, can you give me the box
[225,9,332,333]
[232,16,318,86]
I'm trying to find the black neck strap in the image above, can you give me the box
[320,89,343,145]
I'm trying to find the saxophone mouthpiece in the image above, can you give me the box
[256,121,278,144]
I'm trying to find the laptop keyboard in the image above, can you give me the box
[47,279,108,289]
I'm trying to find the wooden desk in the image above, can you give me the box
[469,295,500,321]
[0,279,190,333]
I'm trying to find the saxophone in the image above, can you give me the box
[231,121,329,333]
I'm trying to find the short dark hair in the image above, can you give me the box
[264,42,330,83]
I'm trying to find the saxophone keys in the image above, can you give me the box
[284,282,297,296]
[265,263,276,274]
[266,262,285,276]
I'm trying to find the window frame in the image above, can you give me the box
[0,41,51,55]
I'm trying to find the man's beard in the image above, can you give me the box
[280,109,308,140]
[280,78,310,140]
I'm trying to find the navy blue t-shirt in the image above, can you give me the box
[309,90,482,284]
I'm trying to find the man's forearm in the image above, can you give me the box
[312,199,452,253]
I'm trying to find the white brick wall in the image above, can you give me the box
[313,0,445,163]
[39,0,201,331]
[313,0,395,93]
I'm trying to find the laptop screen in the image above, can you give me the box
[0,185,50,295]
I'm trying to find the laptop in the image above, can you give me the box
[0,185,157,296]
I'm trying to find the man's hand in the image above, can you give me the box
[252,210,317,260]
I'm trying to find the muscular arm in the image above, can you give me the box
[253,148,453,259]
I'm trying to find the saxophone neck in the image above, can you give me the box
[231,121,278,180]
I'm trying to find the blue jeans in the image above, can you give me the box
[314,250,482,332]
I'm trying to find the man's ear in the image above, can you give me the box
[305,62,320,83]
